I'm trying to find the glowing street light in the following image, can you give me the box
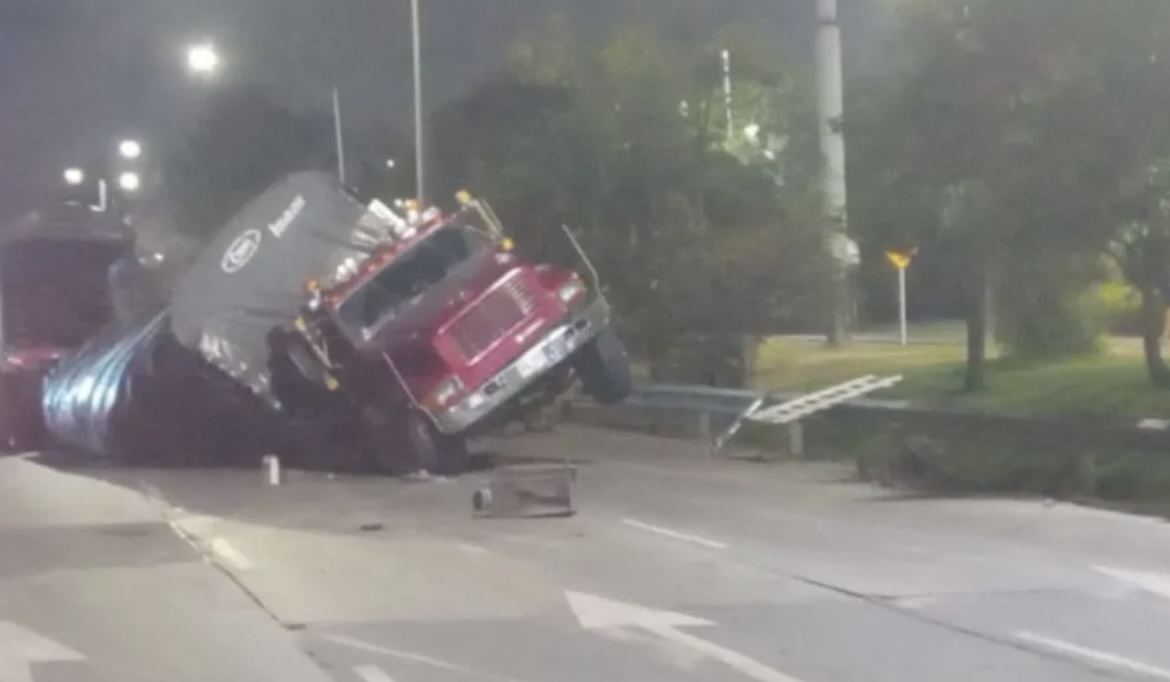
[118,139,142,160]
[186,43,221,77]
[117,171,141,193]
[63,168,85,186]
[386,158,397,169]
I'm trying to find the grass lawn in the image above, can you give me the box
[752,336,1170,419]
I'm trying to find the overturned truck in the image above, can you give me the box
[43,171,631,471]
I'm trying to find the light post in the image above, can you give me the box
[186,42,350,187]
[117,172,141,194]
[63,168,85,187]
[118,139,142,160]
[186,43,221,78]
[411,0,425,202]
[62,136,145,213]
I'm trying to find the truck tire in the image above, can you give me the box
[406,411,469,476]
[575,328,632,405]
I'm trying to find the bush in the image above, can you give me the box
[1096,279,1143,336]
[995,256,1108,358]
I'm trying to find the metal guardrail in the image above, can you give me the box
[565,380,1170,501]
[627,382,910,414]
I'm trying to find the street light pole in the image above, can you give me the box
[332,86,347,186]
[411,0,425,203]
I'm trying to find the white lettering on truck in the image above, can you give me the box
[220,193,305,274]
[267,194,305,238]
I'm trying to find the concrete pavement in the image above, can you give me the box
[9,426,1170,680]
[0,454,334,682]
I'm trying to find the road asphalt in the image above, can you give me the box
[6,426,1170,681]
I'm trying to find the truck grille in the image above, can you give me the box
[447,273,537,361]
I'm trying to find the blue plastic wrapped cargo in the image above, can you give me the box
[42,310,169,455]
[43,308,287,463]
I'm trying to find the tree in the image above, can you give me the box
[430,12,825,382]
[162,82,335,243]
[852,0,1170,389]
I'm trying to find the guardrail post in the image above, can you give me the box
[788,421,804,458]
[697,411,712,440]
[1075,450,1097,497]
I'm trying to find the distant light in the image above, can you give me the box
[743,123,760,140]
[118,171,141,192]
[386,158,397,169]
[118,139,142,160]
[186,43,221,76]
[63,168,85,185]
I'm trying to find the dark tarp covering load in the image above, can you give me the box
[169,170,390,407]
[41,171,392,461]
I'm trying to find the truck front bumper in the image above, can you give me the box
[432,297,610,434]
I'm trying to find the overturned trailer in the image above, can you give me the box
[43,171,631,470]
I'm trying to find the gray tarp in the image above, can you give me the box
[168,170,387,405]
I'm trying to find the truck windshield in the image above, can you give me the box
[336,223,492,338]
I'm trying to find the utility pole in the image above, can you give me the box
[816,0,855,346]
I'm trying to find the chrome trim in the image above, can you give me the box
[431,297,611,434]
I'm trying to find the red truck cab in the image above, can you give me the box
[283,192,630,474]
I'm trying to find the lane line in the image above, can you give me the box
[325,634,522,682]
[354,664,397,682]
[621,518,729,550]
[209,537,254,570]
[1015,631,1170,680]
[1095,565,1170,601]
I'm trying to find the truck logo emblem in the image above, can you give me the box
[222,229,262,273]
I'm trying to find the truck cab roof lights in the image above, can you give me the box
[367,199,406,230]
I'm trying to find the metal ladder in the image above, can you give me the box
[712,374,903,455]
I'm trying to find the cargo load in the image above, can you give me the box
[41,171,632,472]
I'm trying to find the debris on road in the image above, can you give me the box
[472,462,577,518]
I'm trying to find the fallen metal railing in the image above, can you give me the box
[566,377,908,456]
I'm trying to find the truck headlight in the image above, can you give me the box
[558,280,586,303]
[428,376,464,407]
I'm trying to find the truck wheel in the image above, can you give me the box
[407,411,469,476]
[575,328,632,405]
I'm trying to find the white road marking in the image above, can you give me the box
[621,518,729,550]
[457,543,489,555]
[354,664,397,682]
[325,634,521,682]
[0,620,86,682]
[566,590,805,682]
[209,537,254,570]
[1015,631,1170,680]
[1095,566,1170,601]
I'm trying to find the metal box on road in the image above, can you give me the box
[473,462,577,518]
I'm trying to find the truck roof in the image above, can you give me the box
[169,171,390,402]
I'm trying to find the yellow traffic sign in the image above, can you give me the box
[885,248,917,270]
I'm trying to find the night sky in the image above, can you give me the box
[0,0,891,222]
